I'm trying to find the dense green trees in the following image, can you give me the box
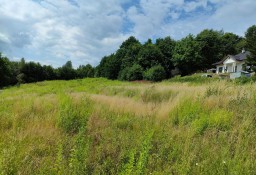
[245,25,256,72]
[1,26,255,88]
[155,37,176,78]
[97,26,255,81]
[0,53,12,87]
[173,34,202,75]
[143,65,166,81]
[0,56,95,88]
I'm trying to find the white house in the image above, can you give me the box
[213,49,251,74]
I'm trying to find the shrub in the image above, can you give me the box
[205,86,222,97]
[143,65,166,82]
[234,76,256,85]
[118,65,142,81]
[118,67,130,81]
[126,64,143,81]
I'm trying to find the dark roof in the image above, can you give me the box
[233,51,250,61]
[213,51,251,65]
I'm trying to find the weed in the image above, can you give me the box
[141,86,174,104]
[0,78,255,174]
[205,86,222,97]
[57,94,92,134]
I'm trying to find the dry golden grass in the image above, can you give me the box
[91,94,157,117]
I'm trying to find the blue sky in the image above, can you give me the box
[0,0,256,68]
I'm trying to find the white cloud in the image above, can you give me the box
[0,0,255,68]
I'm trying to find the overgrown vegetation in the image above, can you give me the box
[0,78,255,174]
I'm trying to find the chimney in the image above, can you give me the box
[242,48,245,53]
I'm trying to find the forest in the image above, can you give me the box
[1,25,256,88]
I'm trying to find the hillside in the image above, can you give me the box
[0,78,255,174]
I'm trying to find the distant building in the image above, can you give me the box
[213,49,252,79]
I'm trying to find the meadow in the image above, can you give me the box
[0,77,255,174]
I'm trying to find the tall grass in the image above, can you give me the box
[0,78,255,174]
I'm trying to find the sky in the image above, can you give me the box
[0,0,256,68]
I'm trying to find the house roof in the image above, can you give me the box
[213,51,251,65]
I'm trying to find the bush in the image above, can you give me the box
[168,74,215,84]
[126,64,143,81]
[205,86,222,97]
[234,76,256,84]
[143,65,166,82]
[118,67,130,81]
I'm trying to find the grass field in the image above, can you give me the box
[0,77,255,174]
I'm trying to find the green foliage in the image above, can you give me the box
[196,29,223,68]
[120,131,154,175]
[126,64,143,81]
[221,32,243,55]
[205,86,222,97]
[68,128,90,174]
[144,65,166,82]
[171,98,233,135]
[234,76,256,84]
[0,145,18,175]
[208,109,233,131]
[141,86,174,103]
[173,34,202,75]
[57,61,77,80]
[138,43,164,70]
[168,74,215,84]
[76,64,94,78]
[0,54,12,88]
[57,94,92,134]
[118,67,130,81]
[245,25,256,71]
[170,99,202,125]
[155,37,176,77]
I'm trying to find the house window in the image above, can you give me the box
[218,67,223,73]
[235,66,237,72]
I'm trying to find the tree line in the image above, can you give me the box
[96,25,256,81]
[1,25,256,88]
[0,57,94,88]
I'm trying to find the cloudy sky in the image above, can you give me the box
[0,0,256,68]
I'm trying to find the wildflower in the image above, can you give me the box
[223,160,226,164]
[196,163,198,166]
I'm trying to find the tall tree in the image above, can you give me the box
[156,36,176,77]
[138,43,164,70]
[0,53,12,87]
[77,64,94,78]
[220,32,243,56]
[58,61,76,80]
[245,25,256,72]
[173,34,202,75]
[196,29,223,69]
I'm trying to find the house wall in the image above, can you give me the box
[224,57,235,64]
[216,61,245,74]
[236,62,244,72]
[216,65,224,74]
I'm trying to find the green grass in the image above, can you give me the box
[0,78,255,174]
